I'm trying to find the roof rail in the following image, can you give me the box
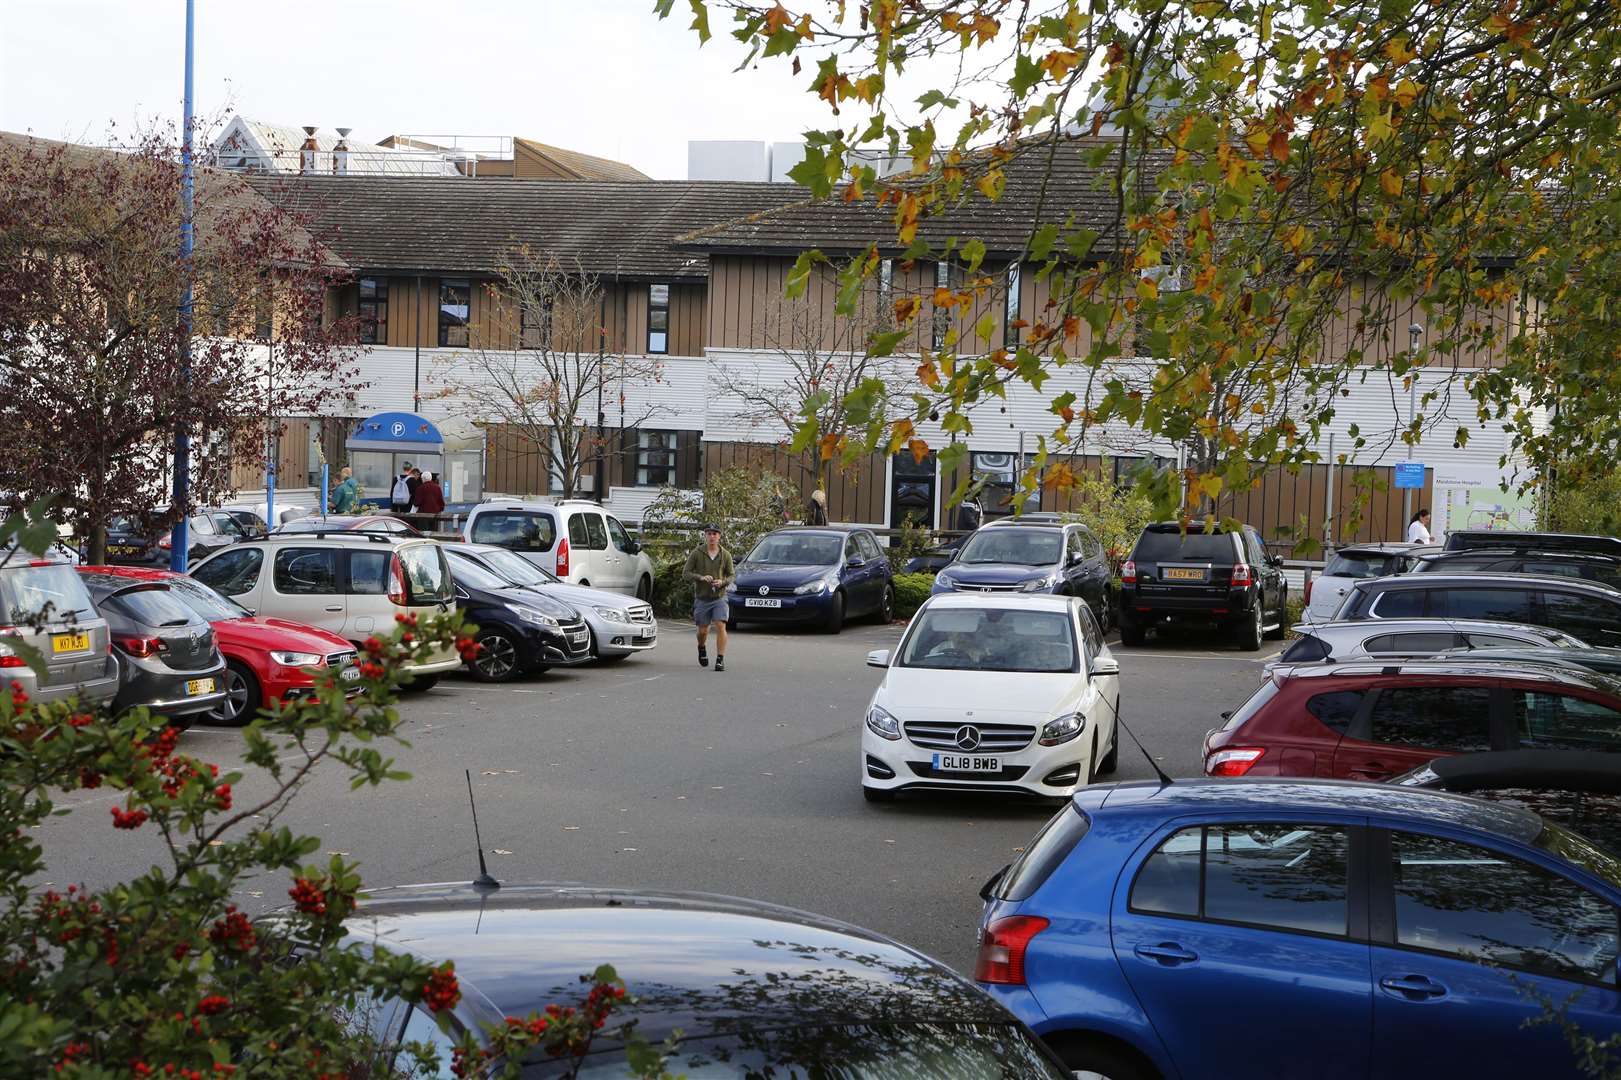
[261,531,395,543]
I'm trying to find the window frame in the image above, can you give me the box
[1003,262,1021,348]
[520,293,552,351]
[358,276,389,345]
[634,429,677,487]
[271,546,340,597]
[437,278,471,348]
[191,547,263,597]
[647,283,670,354]
[1354,683,1499,753]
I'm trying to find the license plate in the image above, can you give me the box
[51,633,89,653]
[745,598,782,608]
[186,678,215,696]
[639,627,657,639]
[109,545,140,557]
[932,753,1001,773]
[1164,567,1205,581]
[339,666,360,681]
[569,631,588,644]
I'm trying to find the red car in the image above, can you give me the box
[1203,658,1621,781]
[76,567,358,725]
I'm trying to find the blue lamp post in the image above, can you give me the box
[169,0,196,572]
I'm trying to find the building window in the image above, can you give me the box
[932,260,951,350]
[635,430,677,487]
[647,283,670,354]
[438,278,470,348]
[1004,262,1021,349]
[358,277,388,345]
[879,257,894,324]
[520,295,552,351]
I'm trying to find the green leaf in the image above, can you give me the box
[1030,223,1060,262]
[688,0,711,43]
[962,237,987,273]
[868,329,909,357]
[651,0,674,16]
[785,250,822,300]
[916,89,960,110]
[1009,53,1043,97]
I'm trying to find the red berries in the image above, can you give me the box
[288,878,327,916]
[110,805,148,830]
[422,965,461,1012]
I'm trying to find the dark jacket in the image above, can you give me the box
[406,474,422,502]
[413,480,445,515]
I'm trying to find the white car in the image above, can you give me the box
[1304,542,1437,622]
[860,593,1120,803]
[1263,617,1587,682]
[462,500,656,600]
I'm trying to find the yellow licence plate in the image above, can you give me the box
[51,633,89,653]
[186,678,215,696]
[1164,568,1205,581]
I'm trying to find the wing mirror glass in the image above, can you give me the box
[866,649,890,668]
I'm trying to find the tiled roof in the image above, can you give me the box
[515,138,649,182]
[243,174,801,280]
[676,137,1166,257]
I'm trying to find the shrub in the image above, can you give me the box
[893,573,935,619]
[1054,470,1157,571]
[1544,467,1621,536]
[642,468,792,616]
[890,518,938,568]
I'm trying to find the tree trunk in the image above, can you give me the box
[86,520,107,566]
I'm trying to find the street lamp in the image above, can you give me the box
[169,0,196,572]
[1403,322,1423,523]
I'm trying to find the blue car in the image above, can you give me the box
[933,517,1115,631]
[727,527,893,633]
[977,778,1621,1080]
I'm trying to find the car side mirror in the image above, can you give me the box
[847,557,865,569]
[624,539,641,555]
[1268,555,1284,568]
[866,649,890,668]
[1091,655,1120,677]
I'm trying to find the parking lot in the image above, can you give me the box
[34,618,1282,974]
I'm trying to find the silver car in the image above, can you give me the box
[0,553,119,707]
[1264,617,1586,682]
[443,543,658,660]
[1304,543,1438,622]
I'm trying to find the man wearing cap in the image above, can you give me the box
[684,524,734,671]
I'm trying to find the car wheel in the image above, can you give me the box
[1054,1039,1159,1080]
[635,575,652,602]
[1236,604,1264,651]
[822,592,846,634]
[1086,732,1099,785]
[874,585,895,624]
[469,628,522,683]
[862,786,895,803]
[1119,618,1145,647]
[726,615,739,630]
[209,660,260,726]
[400,674,439,693]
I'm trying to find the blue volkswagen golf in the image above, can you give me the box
[977,778,1621,1079]
[727,527,893,633]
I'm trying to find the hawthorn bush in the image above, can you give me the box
[0,509,668,1079]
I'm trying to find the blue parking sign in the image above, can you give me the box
[1394,461,1426,489]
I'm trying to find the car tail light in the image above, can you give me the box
[975,915,1050,985]
[0,655,25,668]
[1231,563,1253,586]
[1206,747,1265,776]
[117,636,166,658]
[556,537,570,577]
[1304,576,1313,604]
[387,554,408,606]
[1120,559,1137,584]
[157,533,171,550]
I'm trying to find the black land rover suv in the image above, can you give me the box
[1118,522,1288,650]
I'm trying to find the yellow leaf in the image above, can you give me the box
[907,438,931,465]
[917,359,942,389]
[1384,36,1417,64]
[1250,401,1268,415]
[887,418,915,453]
[932,287,954,308]
[1379,169,1403,197]
[894,295,922,324]
[1136,275,1160,301]
[818,433,841,461]
[764,3,792,34]
[1393,78,1421,109]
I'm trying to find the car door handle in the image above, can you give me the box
[323,605,343,612]
[1380,975,1448,1000]
[1134,942,1198,966]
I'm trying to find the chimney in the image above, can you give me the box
[299,126,319,174]
[333,128,351,176]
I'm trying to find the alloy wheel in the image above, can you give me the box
[474,632,519,681]
[212,666,251,724]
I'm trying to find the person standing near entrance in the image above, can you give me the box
[331,467,358,514]
[1406,507,1433,544]
[684,524,734,672]
[390,465,413,513]
[414,471,445,515]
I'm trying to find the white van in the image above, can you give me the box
[461,500,656,600]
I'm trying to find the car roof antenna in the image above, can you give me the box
[1103,694,1174,789]
[464,768,500,892]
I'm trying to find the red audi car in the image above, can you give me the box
[76,567,358,725]
[1203,658,1621,781]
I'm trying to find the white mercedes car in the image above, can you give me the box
[860,593,1121,803]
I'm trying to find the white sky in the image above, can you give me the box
[0,0,889,180]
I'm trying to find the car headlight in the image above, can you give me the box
[935,571,956,589]
[865,705,901,740]
[270,650,323,667]
[508,604,560,628]
[1038,712,1086,746]
[593,606,632,623]
[1021,576,1059,593]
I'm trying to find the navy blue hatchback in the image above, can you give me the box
[977,778,1621,1080]
[727,527,893,633]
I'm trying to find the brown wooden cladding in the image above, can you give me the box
[483,424,703,498]
[228,417,313,492]
[701,441,889,524]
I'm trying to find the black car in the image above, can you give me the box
[106,511,244,567]
[447,553,590,681]
[1390,749,1621,854]
[342,882,1071,1079]
[1335,571,1621,648]
[931,518,1114,629]
[1443,529,1621,558]
[78,571,227,721]
[1117,521,1288,650]
[1416,547,1621,590]
[903,533,969,575]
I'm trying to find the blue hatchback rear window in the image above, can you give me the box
[996,804,1091,902]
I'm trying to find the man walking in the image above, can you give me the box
[684,523,734,671]
[331,467,358,514]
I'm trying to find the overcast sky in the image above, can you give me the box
[0,0,875,179]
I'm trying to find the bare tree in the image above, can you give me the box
[428,250,665,499]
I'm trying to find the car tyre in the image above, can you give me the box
[1052,1037,1159,1080]
[635,575,652,602]
[1119,618,1146,647]
[1099,716,1120,775]
[1236,604,1263,651]
[1086,732,1099,785]
[822,591,846,634]
[873,585,895,624]
[862,785,895,803]
[469,628,523,683]
[210,660,260,726]
[400,673,439,693]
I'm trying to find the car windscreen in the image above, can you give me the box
[447,553,513,593]
[108,587,198,629]
[165,577,250,621]
[399,545,452,603]
[0,564,98,624]
[551,1023,1068,1079]
[1133,528,1234,562]
[997,803,1092,901]
[1325,552,1397,578]
[899,607,1077,673]
[957,528,1062,566]
[477,548,560,586]
[745,534,842,565]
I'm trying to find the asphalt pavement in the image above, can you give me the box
[33,617,1284,976]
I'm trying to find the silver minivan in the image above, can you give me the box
[461,500,657,600]
[0,555,119,707]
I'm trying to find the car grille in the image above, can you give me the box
[560,619,591,657]
[627,605,654,624]
[950,582,1024,592]
[326,650,357,668]
[903,721,1036,752]
[748,585,799,597]
[907,761,1031,782]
